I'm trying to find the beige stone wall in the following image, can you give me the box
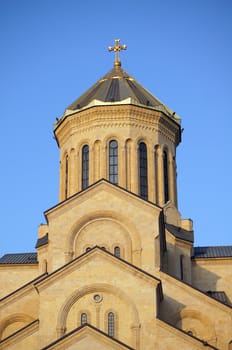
[159,271,232,349]
[192,258,232,305]
[35,250,160,349]
[0,286,39,341]
[55,105,180,207]
[44,181,161,273]
[0,265,38,298]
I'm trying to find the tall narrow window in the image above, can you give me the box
[108,312,115,337]
[138,142,148,200]
[65,155,69,199]
[154,147,159,204]
[163,150,169,203]
[82,145,89,190]
[180,255,184,280]
[114,246,120,258]
[81,313,87,325]
[109,140,118,184]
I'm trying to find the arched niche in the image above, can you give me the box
[57,283,140,348]
[0,313,34,340]
[66,211,142,265]
[174,309,216,343]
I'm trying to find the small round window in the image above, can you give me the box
[93,294,102,302]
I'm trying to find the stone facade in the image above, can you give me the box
[0,58,232,350]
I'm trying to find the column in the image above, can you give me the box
[119,142,126,188]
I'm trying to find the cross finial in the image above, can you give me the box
[108,39,127,67]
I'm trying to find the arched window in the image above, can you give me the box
[180,255,184,280]
[114,246,120,258]
[138,142,148,200]
[108,312,115,337]
[109,140,118,185]
[154,146,159,204]
[163,150,169,203]
[65,155,69,199]
[81,313,87,325]
[82,145,89,190]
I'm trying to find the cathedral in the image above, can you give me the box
[0,40,232,350]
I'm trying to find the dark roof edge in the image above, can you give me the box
[0,273,48,302]
[165,223,194,243]
[193,246,232,259]
[41,323,135,350]
[34,246,162,294]
[44,178,162,219]
[161,271,232,310]
[157,318,219,349]
[35,233,49,249]
[0,319,39,344]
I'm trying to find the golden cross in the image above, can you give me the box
[108,39,127,67]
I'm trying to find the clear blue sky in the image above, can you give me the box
[0,0,231,256]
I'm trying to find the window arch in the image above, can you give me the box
[108,312,115,337]
[65,154,69,199]
[109,140,118,185]
[154,146,159,204]
[163,149,169,203]
[114,246,120,258]
[138,142,148,200]
[81,313,87,325]
[82,145,89,190]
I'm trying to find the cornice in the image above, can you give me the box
[35,247,161,292]
[0,273,47,307]
[54,105,180,147]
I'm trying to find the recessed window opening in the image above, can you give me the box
[114,246,120,258]
[138,142,148,200]
[108,312,115,337]
[163,150,169,203]
[82,145,89,190]
[65,155,69,199]
[81,313,87,325]
[109,140,118,185]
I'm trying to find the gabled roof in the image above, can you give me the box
[193,246,232,259]
[34,246,163,300]
[41,323,135,350]
[0,252,37,264]
[44,178,162,219]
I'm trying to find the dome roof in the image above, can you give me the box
[66,65,167,111]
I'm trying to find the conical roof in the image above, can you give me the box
[67,65,167,111]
